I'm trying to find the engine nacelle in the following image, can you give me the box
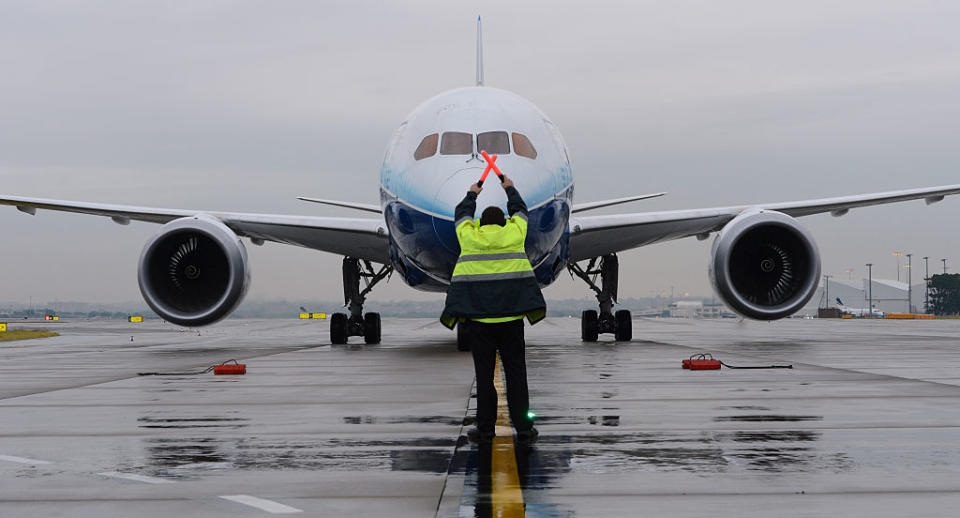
[709,209,820,320]
[138,216,250,326]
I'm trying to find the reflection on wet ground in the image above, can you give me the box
[459,441,573,518]
[714,414,823,422]
[139,426,843,479]
[142,434,460,477]
[451,424,851,516]
[533,426,847,475]
[138,416,250,429]
[342,415,465,426]
[136,409,842,505]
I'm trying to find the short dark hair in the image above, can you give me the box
[480,206,506,227]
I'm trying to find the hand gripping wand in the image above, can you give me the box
[477,150,505,187]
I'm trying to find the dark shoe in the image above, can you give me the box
[467,427,495,443]
[516,427,539,445]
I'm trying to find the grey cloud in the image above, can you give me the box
[2,0,959,306]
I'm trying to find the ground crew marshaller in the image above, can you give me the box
[441,175,546,444]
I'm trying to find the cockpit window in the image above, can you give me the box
[512,133,537,159]
[477,131,510,155]
[414,134,438,160]
[440,132,473,155]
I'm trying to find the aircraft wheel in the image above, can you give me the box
[330,313,348,344]
[364,312,381,344]
[456,323,471,351]
[614,309,632,341]
[581,310,599,342]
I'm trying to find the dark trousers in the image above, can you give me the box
[467,319,533,433]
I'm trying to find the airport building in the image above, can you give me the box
[803,277,928,315]
[661,301,737,319]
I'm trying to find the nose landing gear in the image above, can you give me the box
[330,257,392,345]
[568,254,632,342]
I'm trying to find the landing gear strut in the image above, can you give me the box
[330,257,392,345]
[568,254,632,342]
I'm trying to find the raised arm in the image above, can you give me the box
[454,184,480,227]
[502,176,527,219]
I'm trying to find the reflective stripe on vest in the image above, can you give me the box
[452,217,533,282]
[457,252,528,263]
[451,270,536,282]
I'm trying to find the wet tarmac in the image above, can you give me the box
[2,317,960,516]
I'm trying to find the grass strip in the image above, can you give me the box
[0,330,60,342]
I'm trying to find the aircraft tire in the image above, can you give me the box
[364,312,381,344]
[331,313,348,344]
[614,309,632,341]
[581,310,599,342]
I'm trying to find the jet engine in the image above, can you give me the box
[709,209,820,320]
[138,216,250,326]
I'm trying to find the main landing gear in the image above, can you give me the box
[568,254,632,342]
[330,257,392,345]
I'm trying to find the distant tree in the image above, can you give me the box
[927,274,960,316]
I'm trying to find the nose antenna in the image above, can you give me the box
[476,16,484,86]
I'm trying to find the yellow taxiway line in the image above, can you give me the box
[491,353,524,516]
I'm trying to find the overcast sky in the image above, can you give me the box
[2,0,959,307]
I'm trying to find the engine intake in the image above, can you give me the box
[138,216,250,326]
[709,210,820,320]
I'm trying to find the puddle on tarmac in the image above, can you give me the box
[514,415,621,427]
[716,430,820,443]
[527,427,850,475]
[458,441,573,518]
[138,416,250,429]
[714,415,823,422]
[140,435,459,476]
[342,415,464,426]
[133,411,845,480]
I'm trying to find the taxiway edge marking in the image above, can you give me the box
[219,495,304,514]
[0,454,52,465]
[97,471,175,484]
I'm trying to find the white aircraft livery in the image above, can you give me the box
[3,18,959,347]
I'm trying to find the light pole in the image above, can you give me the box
[924,256,930,313]
[892,252,904,282]
[906,254,912,313]
[866,263,873,317]
[845,268,854,280]
[824,275,831,308]
[943,258,948,275]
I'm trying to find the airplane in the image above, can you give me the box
[2,18,959,349]
[835,298,885,318]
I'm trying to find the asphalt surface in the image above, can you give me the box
[2,317,960,517]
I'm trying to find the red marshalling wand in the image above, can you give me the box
[477,150,505,187]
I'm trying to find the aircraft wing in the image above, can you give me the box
[0,195,390,264]
[569,184,960,262]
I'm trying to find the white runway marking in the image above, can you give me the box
[97,471,175,484]
[220,495,303,514]
[0,454,52,465]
